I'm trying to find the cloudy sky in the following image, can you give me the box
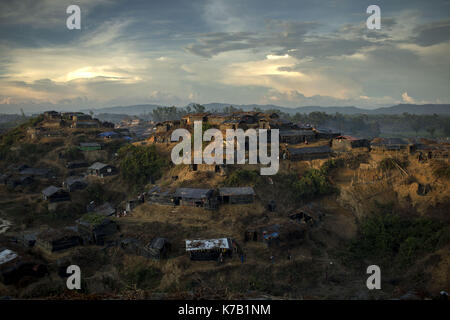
[0,0,449,112]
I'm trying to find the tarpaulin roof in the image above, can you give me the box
[98,131,118,137]
[88,162,108,170]
[185,238,230,251]
[0,249,18,265]
[42,185,61,197]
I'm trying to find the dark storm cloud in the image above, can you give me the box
[412,20,450,46]
[1,0,450,110]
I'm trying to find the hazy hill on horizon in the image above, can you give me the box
[80,103,450,116]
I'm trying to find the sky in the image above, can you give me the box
[0,0,449,113]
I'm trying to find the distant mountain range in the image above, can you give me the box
[81,103,450,116]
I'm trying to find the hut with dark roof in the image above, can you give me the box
[143,238,171,259]
[287,146,333,161]
[42,186,70,202]
[218,187,255,204]
[173,188,217,209]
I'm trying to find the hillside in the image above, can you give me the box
[0,112,449,300]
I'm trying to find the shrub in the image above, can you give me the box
[124,265,162,290]
[344,213,447,268]
[224,169,260,186]
[84,183,107,203]
[320,158,345,174]
[63,146,83,161]
[292,169,335,200]
[118,144,166,187]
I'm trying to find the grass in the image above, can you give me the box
[433,162,450,180]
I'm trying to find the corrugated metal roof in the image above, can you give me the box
[88,162,108,170]
[19,168,50,176]
[94,202,115,216]
[174,188,214,199]
[42,185,61,197]
[185,238,230,251]
[65,176,85,186]
[0,249,18,265]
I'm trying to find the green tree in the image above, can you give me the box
[118,144,166,186]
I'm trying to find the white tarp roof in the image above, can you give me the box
[0,249,18,265]
[185,238,230,251]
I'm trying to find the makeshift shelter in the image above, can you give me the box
[98,131,119,139]
[370,138,410,152]
[279,130,316,144]
[173,188,217,209]
[146,186,175,205]
[289,205,324,226]
[92,202,116,217]
[0,249,18,266]
[36,229,82,253]
[287,146,333,161]
[77,215,118,246]
[185,238,233,261]
[79,142,101,151]
[19,167,52,177]
[65,160,89,169]
[1,249,46,285]
[314,128,340,140]
[87,162,116,177]
[143,238,171,259]
[261,225,280,247]
[218,187,255,204]
[42,186,70,202]
[63,176,87,192]
[6,175,34,188]
[332,136,370,152]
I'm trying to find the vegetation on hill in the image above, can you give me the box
[118,144,167,187]
[0,115,45,162]
[223,169,260,186]
[292,169,335,200]
[343,213,448,268]
[291,160,340,200]
[80,213,106,225]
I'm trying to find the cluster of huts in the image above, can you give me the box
[0,164,55,190]
[151,111,342,145]
[148,110,450,162]
[42,111,114,129]
[36,161,117,209]
[145,186,255,210]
